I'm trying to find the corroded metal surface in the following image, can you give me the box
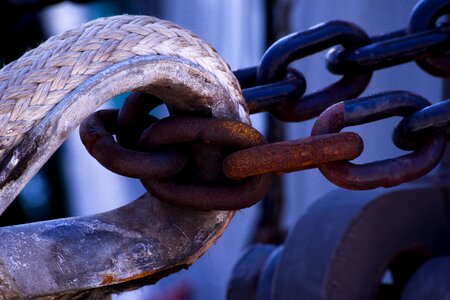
[312,91,447,189]
[138,117,274,210]
[0,55,246,298]
[79,109,186,179]
[223,132,363,179]
[80,113,275,211]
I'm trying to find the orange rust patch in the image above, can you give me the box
[101,274,114,285]
[100,269,160,286]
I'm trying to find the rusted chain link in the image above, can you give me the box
[134,116,275,210]
[116,92,164,150]
[311,91,447,189]
[223,133,363,180]
[80,109,186,179]
[79,0,450,210]
[80,101,276,210]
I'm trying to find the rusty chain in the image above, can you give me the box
[81,0,450,210]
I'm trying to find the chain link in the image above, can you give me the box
[238,20,373,121]
[234,66,306,114]
[137,117,274,210]
[223,132,363,179]
[311,91,447,189]
[80,0,450,210]
[409,0,450,76]
[393,99,450,150]
[326,27,450,74]
[79,109,186,179]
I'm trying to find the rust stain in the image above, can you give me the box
[101,274,114,285]
[100,269,161,286]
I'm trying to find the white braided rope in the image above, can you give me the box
[0,15,247,160]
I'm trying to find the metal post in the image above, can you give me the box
[251,0,294,244]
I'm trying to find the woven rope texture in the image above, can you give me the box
[0,15,246,161]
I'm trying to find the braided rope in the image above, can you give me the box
[0,15,247,161]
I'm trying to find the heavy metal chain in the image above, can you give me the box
[81,0,450,211]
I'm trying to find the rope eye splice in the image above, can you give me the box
[0,14,255,299]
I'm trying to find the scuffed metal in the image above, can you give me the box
[0,195,231,298]
[0,258,19,300]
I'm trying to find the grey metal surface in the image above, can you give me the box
[272,178,450,300]
[401,256,450,300]
[0,194,230,298]
[227,244,277,300]
[255,246,283,300]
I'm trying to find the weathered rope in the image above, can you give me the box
[0,15,247,161]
